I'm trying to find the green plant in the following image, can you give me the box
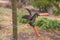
[30,0,60,12]
[19,17,29,23]
[53,8,60,16]
[36,17,48,27]
[36,17,60,30]
[18,13,29,23]
[17,8,29,24]
[55,21,60,30]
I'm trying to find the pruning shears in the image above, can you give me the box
[22,8,50,37]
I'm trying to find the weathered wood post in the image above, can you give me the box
[11,0,17,40]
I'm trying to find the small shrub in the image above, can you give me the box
[36,17,60,30]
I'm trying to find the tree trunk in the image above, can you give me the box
[11,0,17,40]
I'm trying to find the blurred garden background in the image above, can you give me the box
[0,0,60,40]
